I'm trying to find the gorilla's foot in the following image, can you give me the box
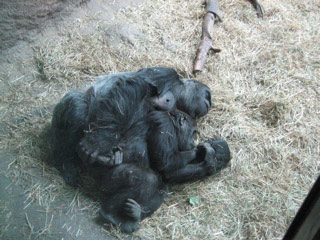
[124,198,141,221]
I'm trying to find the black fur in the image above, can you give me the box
[77,67,212,169]
[88,110,231,233]
[51,91,89,186]
[147,110,197,173]
[93,164,167,233]
[177,79,212,119]
[51,67,223,233]
[79,75,153,164]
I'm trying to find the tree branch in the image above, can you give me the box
[193,0,221,74]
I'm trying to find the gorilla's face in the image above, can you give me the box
[177,79,212,119]
[170,110,197,151]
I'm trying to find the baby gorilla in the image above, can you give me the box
[88,110,231,233]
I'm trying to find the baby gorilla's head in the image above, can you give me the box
[207,138,231,170]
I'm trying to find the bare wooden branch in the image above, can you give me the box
[193,0,221,74]
[248,0,265,18]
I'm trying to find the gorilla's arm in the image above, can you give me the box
[78,77,153,166]
[163,139,231,184]
[147,138,198,173]
[163,143,214,184]
[159,149,198,172]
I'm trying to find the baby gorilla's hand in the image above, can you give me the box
[194,142,216,168]
[196,141,225,176]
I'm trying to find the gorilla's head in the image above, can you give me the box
[176,79,212,119]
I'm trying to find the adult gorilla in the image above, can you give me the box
[51,67,231,233]
[52,67,212,186]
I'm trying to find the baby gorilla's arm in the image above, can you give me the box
[163,139,231,184]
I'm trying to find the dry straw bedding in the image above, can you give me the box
[1,0,319,239]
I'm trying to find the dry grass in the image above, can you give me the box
[2,0,320,239]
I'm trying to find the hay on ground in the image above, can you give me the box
[2,0,319,239]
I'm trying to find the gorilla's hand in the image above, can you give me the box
[78,139,123,166]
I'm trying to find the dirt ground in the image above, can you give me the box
[0,0,319,239]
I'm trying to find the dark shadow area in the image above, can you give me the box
[0,0,89,51]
